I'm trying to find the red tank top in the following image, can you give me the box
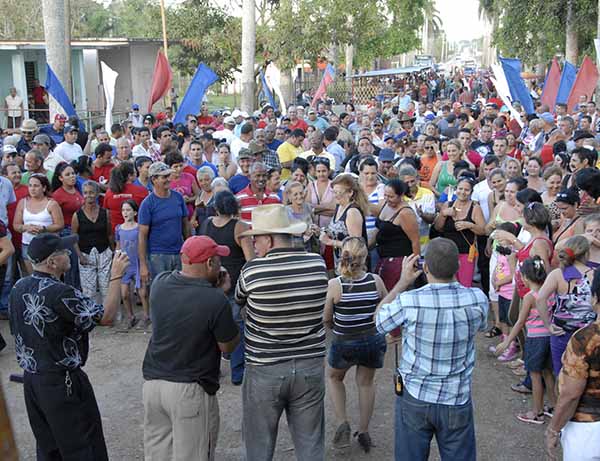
[515,236,553,297]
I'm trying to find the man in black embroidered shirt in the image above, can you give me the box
[9,233,129,461]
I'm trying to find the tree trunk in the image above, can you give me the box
[42,0,72,117]
[345,43,353,79]
[565,0,578,64]
[241,0,256,113]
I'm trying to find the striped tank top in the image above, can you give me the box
[333,273,380,337]
[526,291,551,338]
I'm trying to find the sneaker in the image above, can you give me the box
[511,383,532,394]
[507,358,525,369]
[333,422,351,449]
[516,411,545,425]
[355,432,373,453]
[511,366,527,377]
[498,342,518,362]
[127,316,139,330]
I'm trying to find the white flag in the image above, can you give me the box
[265,62,287,115]
[100,61,119,132]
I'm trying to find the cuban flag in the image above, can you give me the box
[311,63,335,107]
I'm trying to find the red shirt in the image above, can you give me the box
[32,86,46,105]
[8,184,29,249]
[197,115,215,127]
[441,149,482,168]
[183,165,199,186]
[104,183,149,232]
[289,119,308,133]
[236,185,281,222]
[91,163,114,185]
[52,187,84,226]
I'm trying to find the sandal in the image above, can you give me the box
[543,406,554,418]
[354,432,373,453]
[511,383,532,394]
[127,316,139,330]
[507,358,525,369]
[484,326,502,338]
[516,411,545,425]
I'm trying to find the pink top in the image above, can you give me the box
[170,172,195,217]
[526,291,551,338]
[494,254,514,300]
[309,180,334,228]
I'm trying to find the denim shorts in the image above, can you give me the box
[498,296,511,324]
[524,336,552,372]
[328,333,387,369]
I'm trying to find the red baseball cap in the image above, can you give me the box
[54,114,67,122]
[181,236,230,263]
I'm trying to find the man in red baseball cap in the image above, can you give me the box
[142,235,238,460]
[39,113,67,145]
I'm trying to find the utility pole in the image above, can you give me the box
[241,0,256,113]
[42,0,72,117]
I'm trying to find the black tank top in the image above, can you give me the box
[375,205,413,258]
[442,201,475,254]
[199,217,246,287]
[77,208,110,253]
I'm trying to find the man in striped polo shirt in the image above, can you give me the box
[235,162,280,223]
[235,204,329,460]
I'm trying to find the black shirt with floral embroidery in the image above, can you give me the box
[9,271,104,373]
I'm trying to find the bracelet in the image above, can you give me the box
[546,427,560,437]
[109,276,122,282]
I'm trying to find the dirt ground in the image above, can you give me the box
[1,319,551,460]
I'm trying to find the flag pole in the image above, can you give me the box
[159,0,171,109]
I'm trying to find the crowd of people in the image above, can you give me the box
[0,77,600,460]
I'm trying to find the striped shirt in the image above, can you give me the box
[376,282,488,405]
[235,247,328,365]
[365,183,384,234]
[236,185,281,223]
[334,273,380,336]
[526,291,550,338]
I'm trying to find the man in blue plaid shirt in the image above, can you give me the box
[375,238,488,461]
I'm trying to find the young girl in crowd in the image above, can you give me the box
[115,200,150,329]
[495,256,556,424]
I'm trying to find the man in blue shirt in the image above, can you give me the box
[375,238,488,461]
[40,114,67,145]
[138,162,190,289]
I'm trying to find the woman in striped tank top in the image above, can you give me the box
[324,237,387,453]
[496,256,556,425]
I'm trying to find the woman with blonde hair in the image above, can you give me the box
[284,180,319,251]
[536,235,597,375]
[324,237,387,453]
[429,139,471,197]
[321,173,370,267]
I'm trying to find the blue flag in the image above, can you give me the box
[44,64,77,117]
[173,63,218,125]
[556,61,577,105]
[259,69,278,110]
[499,57,534,114]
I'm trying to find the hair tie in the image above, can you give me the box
[527,202,536,210]
[534,259,543,269]
[564,248,575,259]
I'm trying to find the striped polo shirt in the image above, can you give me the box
[365,183,385,235]
[236,185,281,223]
[334,273,380,336]
[235,247,329,365]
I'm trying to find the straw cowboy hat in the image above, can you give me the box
[398,113,416,123]
[240,204,307,236]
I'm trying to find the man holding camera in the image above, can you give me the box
[9,233,129,460]
[375,238,488,461]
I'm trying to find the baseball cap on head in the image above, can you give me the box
[148,162,173,177]
[33,134,51,145]
[224,116,236,125]
[28,233,78,264]
[181,235,230,264]
[132,104,140,110]
[64,124,79,134]
[54,114,67,122]
[2,144,17,155]
[237,148,253,160]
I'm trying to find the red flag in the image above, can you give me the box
[147,51,173,113]
[311,64,335,107]
[567,56,599,113]
[540,58,561,110]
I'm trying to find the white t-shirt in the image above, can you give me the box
[5,95,23,117]
[212,128,234,146]
[230,137,249,161]
[43,151,67,172]
[472,179,492,222]
[54,141,84,163]
[132,143,161,161]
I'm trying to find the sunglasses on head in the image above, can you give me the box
[312,158,330,168]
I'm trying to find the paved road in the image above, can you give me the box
[1,320,549,460]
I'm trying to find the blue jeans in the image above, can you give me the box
[395,391,476,461]
[60,228,81,290]
[148,253,181,279]
[242,357,325,461]
[229,295,245,384]
[0,254,13,313]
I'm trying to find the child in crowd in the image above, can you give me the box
[495,256,556,424]
[115,199,150,329]
[489,222,519,359]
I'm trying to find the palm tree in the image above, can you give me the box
[422,0,443,55]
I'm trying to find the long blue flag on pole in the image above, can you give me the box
[499,57,534,114]
[173,63,218,125]
[44,64,77,117]
[556,61,577,105]
[259,69,278,110]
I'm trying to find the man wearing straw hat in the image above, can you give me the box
[235,204,329,460]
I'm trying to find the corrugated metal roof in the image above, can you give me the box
[351,65,431,78]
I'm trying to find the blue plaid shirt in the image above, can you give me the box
[376,282,488,405]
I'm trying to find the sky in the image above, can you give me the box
[435,0,489,42]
